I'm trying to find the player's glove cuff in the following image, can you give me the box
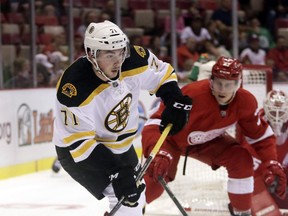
[261,160,287,199]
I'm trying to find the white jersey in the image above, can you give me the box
[53,45,177,163]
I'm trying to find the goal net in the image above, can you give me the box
[145,65,273,216]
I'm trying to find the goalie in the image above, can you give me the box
[142,56,287,216]
[263,90,288,209]
[243,89,288,215]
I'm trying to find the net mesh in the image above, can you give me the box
[242,69,270,108]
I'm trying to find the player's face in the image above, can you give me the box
[96,48,126,79]
[211,77,239,105]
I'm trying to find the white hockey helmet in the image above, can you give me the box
[84,20,130,83]
[84,20,129,57]
[263,89,288,136]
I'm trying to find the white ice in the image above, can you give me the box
[0,169,183,216]
[0,169,110,216]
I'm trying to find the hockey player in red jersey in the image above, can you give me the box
[53,20,192,216]
[142,56,287,216]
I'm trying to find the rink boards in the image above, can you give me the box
[1,83,287,180]
[0,88,158,180]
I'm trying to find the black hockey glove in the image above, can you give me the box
[160,95,192,135]
[111,166,145,207]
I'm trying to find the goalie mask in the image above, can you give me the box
[264,90,288,136]
[84,20,130,83]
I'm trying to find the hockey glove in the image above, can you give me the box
[147,150,173,183]
[111,166,145,207]
[160,95,192,135]
[261,160,287,199]
[285,166,288,179]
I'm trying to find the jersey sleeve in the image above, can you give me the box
[133,46,178,95]
[238,93,277,162]
[121,45,181,103]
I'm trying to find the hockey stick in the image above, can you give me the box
[158,176,189,216]
[104,123,173,216]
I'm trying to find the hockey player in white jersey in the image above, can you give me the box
[52,20,192,216]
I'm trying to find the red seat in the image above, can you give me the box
[156,16,166,30]
[6,12,25,24]
[73,17,82,30]
[275,18,288,36]
[151,0,170,10]
[60,16,81,30]
[122,17,135,28]
[94,0,106,8]
[176,0,191,9]
[198,0,218,10]
[128,0,148,10]
[60,16,68,25]
[38,33,53,45]
[141,35,151,46]
[73,0,93,7]
[2,34,21,44]
[21,33,33,45]
[1,12,7,23]
[275,18,288,29]
[35,16,59,26]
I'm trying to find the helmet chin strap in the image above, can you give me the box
[88,56,121,86]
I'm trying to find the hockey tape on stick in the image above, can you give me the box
[104,123,173,216]
[158,176,189,216]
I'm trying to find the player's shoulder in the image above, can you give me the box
[121,45,151,73]
[56,57,105,107]
[259,108,265,119]
[235,88,258,108]
[236,88,257,101]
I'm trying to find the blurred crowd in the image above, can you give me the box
[1,0,288,89]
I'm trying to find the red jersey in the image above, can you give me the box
[249,110,288,209]
[277,138,288,167]
[255,109,288,167]
[143,79,277,162]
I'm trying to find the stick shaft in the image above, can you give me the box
[158,176,188,216]
[106,123,173,216]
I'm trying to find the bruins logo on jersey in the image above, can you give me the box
[134,45,146,58]
[62,83,77,98]
[105,93,132,132]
